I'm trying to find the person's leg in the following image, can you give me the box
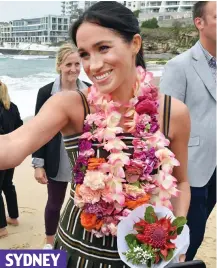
[2,168,19,225]
[44,179,68,245]
[186,185,208,261]
[0,170,8,237]
[207,169,216,218]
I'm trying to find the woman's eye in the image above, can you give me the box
[75,63,80,67]
[79,52,89,58]
[66,63,72,67]
[99,45,109,52]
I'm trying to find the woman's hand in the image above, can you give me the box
[179,254,186,262]
[34,167,48,184]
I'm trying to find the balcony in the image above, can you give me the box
[165,1,180,5]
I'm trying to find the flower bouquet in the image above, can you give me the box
[117,204,189,268]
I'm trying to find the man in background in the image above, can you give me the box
[160,1,216,261]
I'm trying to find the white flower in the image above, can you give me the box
[83,170,106,190]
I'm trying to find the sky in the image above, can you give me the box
[0,1,61,22]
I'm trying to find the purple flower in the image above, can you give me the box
[133,151,147,161]
[142,147,159,175]
[77,155,88,166]
[84,200,114,218]
[143,163,154,175]
[150,115,159,133]
[79,139,92,152]
[83,123,91,132]
[136,123,145,134]
[73,155,89,184]
[74,171,84,184]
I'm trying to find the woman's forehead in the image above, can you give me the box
[76,22,116,49]
[63,52,80,63]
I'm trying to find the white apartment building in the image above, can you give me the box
[61,1,97,17]
[0,23,12,43]
[0,15,70,44]
[123,1,197,13]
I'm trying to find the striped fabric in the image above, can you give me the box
[53,92,171,268]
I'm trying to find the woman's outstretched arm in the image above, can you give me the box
[0,91,79,169]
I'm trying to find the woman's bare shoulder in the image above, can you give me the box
[159,93,190,140]
[171,96,189,120]
[159,93,189,120]
[46,90,84,111]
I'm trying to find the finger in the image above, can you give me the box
[179,254,186,262]
[41,177,48,184]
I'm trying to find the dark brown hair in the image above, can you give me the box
[70,1,146,69]
[193,1,209,20]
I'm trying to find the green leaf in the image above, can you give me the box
[177,226,184,235]
[146,124,151,130]
[169,230,177,236]
[144,206,156,223]
[131,181,140,188]
[172,217,187,228]
[166,249,174,261]
[125,234,137,248]
[80,166,86,172]
[159,252,165,260]
[147,259,152,268]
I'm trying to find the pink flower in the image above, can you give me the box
[107,223,117,236]
[108,152,130,165]
[106,111,121,128]
[153,170,175,191]
[102,177,125,205]
[104,138,128,152]
[150,195,174,211]
[141,183,156,193]
[85,113,104,127]
[155,148,180,167]
[74,194,85,208]
[125,184,144,198]
[80,132,93,140]
[76,184,101,205]
[80,148,95,157]
[146,131,170,149]
[83,170,106,190]
[91,229,104,238]
[122,208,131,217]
[101,225,110,236]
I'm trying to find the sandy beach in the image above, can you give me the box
[0,156,216,267]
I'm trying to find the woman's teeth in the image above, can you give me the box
[95,71,112,80]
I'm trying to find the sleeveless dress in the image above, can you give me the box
[54,91,172,268]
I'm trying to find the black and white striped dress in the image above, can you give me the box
[54,91,171,268]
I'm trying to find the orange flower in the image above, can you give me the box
[75,184,81,195]
[124,195,150,209]
[88,158,106,171]
[80,211,103,231]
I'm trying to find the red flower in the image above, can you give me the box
[125,165,143,183]
[135,99,157,115]
[135,216,177,259]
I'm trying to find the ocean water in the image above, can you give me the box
[0,53,163,119]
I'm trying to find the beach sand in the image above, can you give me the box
[0,156,216,267]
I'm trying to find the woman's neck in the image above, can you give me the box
[60,79,78,92]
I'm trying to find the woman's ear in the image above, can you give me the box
[132,34,142,55]
[57,64,61,74]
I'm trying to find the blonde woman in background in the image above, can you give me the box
[32,43,91,249]
[0,81,23,238]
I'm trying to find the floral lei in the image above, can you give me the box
[73,66,180,237]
